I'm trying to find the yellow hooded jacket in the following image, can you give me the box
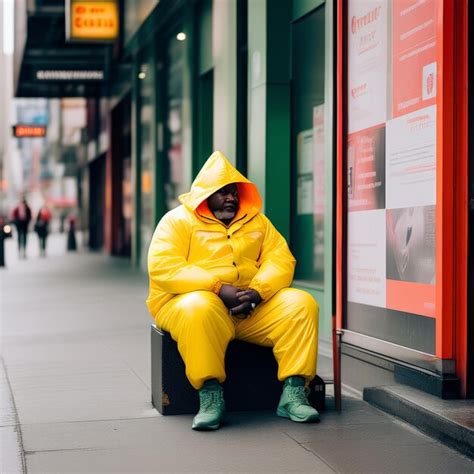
[146,151,296,320]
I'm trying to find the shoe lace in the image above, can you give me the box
[287,385,310,405]
[199,387,223,410]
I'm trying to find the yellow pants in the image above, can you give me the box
[155,288,318,390]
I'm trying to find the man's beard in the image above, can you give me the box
[213,209,236,221]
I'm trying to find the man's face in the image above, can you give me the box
[207,183,239,223]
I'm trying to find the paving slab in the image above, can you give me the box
[23,414,335,473]
[364,385,474,459]
[303,436,472,474]
[0,360,25,473]
[1,426,25,474]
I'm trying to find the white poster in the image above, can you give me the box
[297,130,313,215]
[385,105,436,209]
[297,130,313,174]
[347,210,386,307]
[348,0,388,134]
[313,105,325,215]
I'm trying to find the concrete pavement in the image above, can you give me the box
[1,233,473,473]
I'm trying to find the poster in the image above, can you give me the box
[347,210,386,308]
[312,105,325,216]
[313,105,325,282]
[392,0,440,117]
[297,130,313,215]
[347,0,388,134]
[348,125,385,212]
[386,105,436,209]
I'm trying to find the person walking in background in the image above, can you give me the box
[67,212,77,251]
[34,204,52,257]
[11,197,32,259]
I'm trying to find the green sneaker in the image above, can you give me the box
[192,380,225,431]
[277,376,320,423]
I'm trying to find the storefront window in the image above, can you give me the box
[164,35,184,210]
[345,0,440,355]
[291,7,326,286]
[139,51,154,268]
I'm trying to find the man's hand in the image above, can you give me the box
[229,289,262,319]
[218,284,241,309]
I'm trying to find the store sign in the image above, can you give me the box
[66,0,119,42]
[35,69,105,81]
[13,125,47,138]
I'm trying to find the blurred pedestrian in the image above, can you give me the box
[11,197,32,259]
[34,204,52,257]
[60,211,67,233]
[67,213,77,251]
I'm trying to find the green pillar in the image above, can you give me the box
[248,0,291,239]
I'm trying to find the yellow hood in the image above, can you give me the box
[178,151,262,215]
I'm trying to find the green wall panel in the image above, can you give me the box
[265,84,291,239]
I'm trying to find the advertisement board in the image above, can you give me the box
[345,0,442,353]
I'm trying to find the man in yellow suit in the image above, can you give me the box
[147,151,319,430]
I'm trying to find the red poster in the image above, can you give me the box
[347,125,385,212]
[392,0,441,117]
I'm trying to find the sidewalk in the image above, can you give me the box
[1,235,473,473]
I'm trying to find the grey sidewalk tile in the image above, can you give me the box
[302,437,474,474]
[26,447,332,474]
[315,405,389,427]
[0,373,17,428]
[20,414,311,452]
[0,426,25,473]
[0,361,25,473]
[22,415,334,473]
[364,385,474,459]
[285,415,435,445]
[26,430,335,474]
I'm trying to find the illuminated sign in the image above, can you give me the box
[66,0,119,42]
[35,70,104,81]
[13,125,47,138]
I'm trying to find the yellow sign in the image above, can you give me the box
[68,0,119,41]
